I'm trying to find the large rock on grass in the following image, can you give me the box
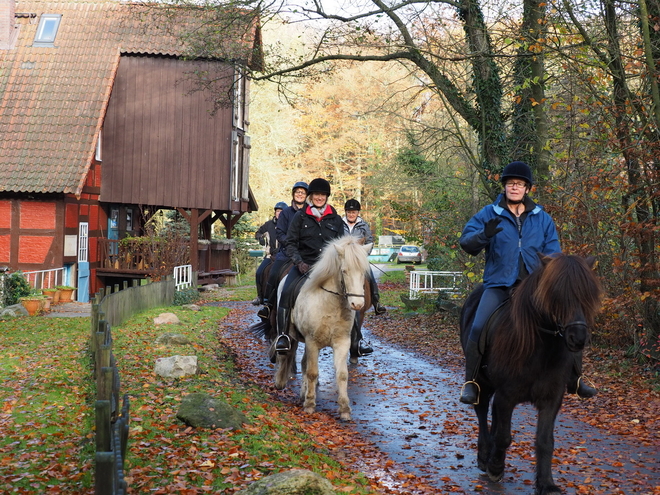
[154,313,180,325]
[176,393,248,430]
[236,469,335,495]
[154,355,197,378]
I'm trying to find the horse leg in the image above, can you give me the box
[487,394,514,482]
[301,343,319,414]
[333,339,352,421]
[474,394,492,472]
[534,400,563,495]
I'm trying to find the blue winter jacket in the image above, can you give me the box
[459,194,561,288]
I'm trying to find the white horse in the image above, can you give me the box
[274,235,372,421]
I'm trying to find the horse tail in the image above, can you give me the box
[274,345,297,390]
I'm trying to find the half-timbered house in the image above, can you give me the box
[0,0,262,301]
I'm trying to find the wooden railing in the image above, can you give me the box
[97,238,154,272]
[90,278,174,494]
[91,299,128,495]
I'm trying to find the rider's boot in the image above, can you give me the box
[373,298,387,315]
[371,284,387,315]
[460,339,482,405]
[568,353,597,398]
[275,307,292,354]
[257,299,271,320]
[353,322,373,356]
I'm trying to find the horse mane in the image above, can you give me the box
[307,235,370,287]
[491,254,602,373]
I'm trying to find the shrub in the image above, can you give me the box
[173,288,200,306]
[5,272,32,306]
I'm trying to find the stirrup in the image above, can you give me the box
[275,334,291,354]
[374,304,387,315]
[460,380,480,405]
[357,340,373,356]
[574,376,597,399]
[257,306,270,319]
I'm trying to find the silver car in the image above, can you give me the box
[396,245,422,264]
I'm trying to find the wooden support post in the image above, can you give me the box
[95,451,114,495]
[95,400,112,451]
[97,366,113,402]
[123,281,128,291]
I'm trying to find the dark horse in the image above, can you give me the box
[459,253,602,495]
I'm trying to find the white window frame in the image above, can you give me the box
[33,14,61,46]
[95,131,102,161]
[78,222,89,263]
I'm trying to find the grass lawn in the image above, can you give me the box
[0,287,382,494]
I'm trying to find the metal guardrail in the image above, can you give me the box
[173,264,193,291]
[409,270,463,299]
[22,267,65,290]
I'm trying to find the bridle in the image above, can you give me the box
[539,319,587,338]
[320,274,365,300]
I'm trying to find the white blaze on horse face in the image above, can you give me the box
[343,267,366,311]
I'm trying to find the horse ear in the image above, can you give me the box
[357,237,366,245]
[334,243,345,256]
[363,243,373,254]
[538,253,552,266]
[585,256,597,269]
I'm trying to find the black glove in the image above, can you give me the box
[484,218,503,238]
[297,262,310,274]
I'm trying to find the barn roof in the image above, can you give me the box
[0,0,263,196]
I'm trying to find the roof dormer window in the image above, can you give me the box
[33,14,61,46]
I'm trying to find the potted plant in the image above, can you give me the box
[19,290,46,316]
[42,287,60,304]
[56,285,75,303]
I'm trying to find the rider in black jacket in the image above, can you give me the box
[257,181,308,319]
[275,178,348,354]
[252,202,286,305]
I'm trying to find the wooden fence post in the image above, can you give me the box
[95,451,114,495]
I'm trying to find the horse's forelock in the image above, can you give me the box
[494,254,602,375]
[309,236,369,285]
[534,255,602,327]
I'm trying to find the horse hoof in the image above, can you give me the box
[349,356,358,364]
[304,406,315,414]
[340,413,352,421]
[477,458,487,472]
[487,469,504,482]
[536,485,562,495]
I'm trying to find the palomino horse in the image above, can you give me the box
[274,235,372,421]
[459,253,602,495]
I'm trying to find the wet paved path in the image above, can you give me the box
[215,299,659,494]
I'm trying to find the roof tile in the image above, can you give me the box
[0,0,262,195]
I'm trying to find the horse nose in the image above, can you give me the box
[350,299,364,311]
[565,322,588,351]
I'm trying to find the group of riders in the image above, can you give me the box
[253,163,597,405]
[253,178,387,361]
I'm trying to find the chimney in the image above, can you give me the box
[0,0,17,50]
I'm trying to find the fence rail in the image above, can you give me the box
[173,264,193,291]
[22,267,65,290]
[91,277,174,494]
[409,270,463,299]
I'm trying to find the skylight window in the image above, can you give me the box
[33,14,61,46]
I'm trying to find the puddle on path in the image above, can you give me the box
[216,300,660,494]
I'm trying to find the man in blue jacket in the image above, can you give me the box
[459,161,596,405]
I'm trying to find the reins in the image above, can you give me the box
[320,275,365,299]
[539,320,587,338]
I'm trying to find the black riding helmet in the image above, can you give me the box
[501,161,533,186]
[307,178,331,196]
[344,199,361,211]
[274,201,287,211]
